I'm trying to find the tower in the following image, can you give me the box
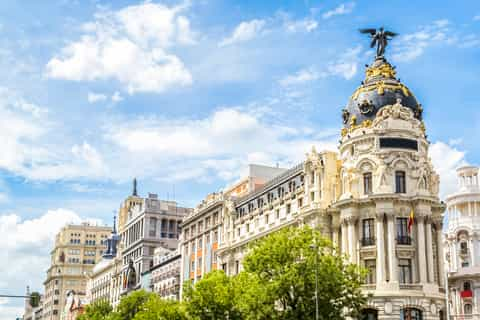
[445,166,480,317]
[334,31,446,319]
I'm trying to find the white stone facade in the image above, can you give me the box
[446,166,480,319]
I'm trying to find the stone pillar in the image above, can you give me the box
[435,222,445,287]
[386,213,398,283]
[417,216,428,283]
[332,226,340,248]
[341,222,348,255]
[452,238,458,271]
[470,236,476,266]
[376,213,386,284]
[425,219,435,283]
[347,218,357,263]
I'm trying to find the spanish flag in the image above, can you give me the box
[407,209,414,233]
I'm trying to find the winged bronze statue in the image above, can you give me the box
[359,27,398,58]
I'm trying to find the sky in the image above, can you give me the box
[1,0,479,317]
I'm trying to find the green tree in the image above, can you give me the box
[183,270,241,320]
[112,290,154,320]
[232,272,275,320]
[241,226,367,320]
[133,295,187,320]
[77,300,112,320]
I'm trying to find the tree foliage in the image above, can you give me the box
[183,270,241,320]
[133,295,187,320]
[77,300,112,320]
[112,290,154,320]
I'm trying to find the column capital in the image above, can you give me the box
[343,215,358,225]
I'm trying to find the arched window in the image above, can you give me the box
[395,171,406,193]
[464,303,473,315]
[400,308,422,320]
[360,308,378,320]
[363,172,373,195]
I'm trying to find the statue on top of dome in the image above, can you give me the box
[359,27,398,58]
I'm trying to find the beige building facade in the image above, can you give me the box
[180,55,446,320]
[445,166,480,319]
[42,223,111,320]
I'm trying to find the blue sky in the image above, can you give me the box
[1,0,479,317]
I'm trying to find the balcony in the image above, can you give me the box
[396,236,412,245]
[361,237,376,247]
[461,290,473,298]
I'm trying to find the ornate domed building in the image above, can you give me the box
[334,53,446,319]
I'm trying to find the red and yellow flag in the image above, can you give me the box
[407,209,414,233]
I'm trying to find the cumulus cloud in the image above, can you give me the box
[279,68,320,87]
[322,2,355,19]
[104,107,337,182]
[219,19,266,47]
[46,2,194,94]
[474,15,480,21]
[429,141,468,199]
[87,92,107,103]
[0,209,100,319]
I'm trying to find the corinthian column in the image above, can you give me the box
[425,219,435,283]
[386,212,398,282]
[341,222,348,255]
[347,217,358,264]
[376,212,386,284]
[417,215,428,283]
[435,221,445,287]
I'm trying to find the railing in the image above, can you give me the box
[361,237,376,246]
[399,283,423,291]
[396,235,412,245]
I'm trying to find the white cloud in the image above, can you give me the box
[473,15,480,21]
[111,91,124,102]
[219,19,266,47]
[0,209,101,320]
[46,2,194,94]
[280,68,319,86]
[391,19,465,62]
[429,141,468,199]
[284,18,318,33]
[104,107,337,182]
[322,2,355,19]
[87,92,107,103]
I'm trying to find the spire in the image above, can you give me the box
[112,215,117,234]
[133,178,138,196]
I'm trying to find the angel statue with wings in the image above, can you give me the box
[359,27,398,58]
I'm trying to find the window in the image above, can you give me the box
[360,309,378,320]
[362,219,375,246]
[276,209,280,219]
[462,260,470,268]
[364,260,376,284]
[235,260,240,274]
[206,234,210,244]
[198,238,203,249]
[464,281,472,291]
[214,231,218,243]
[460,241,468,255]
[298,198,303,208]
[396,218,411,245]
[399,259,412,284]
[286,204,291,214]
[310,192,315,202]
[198,257,202,269]
[395,171,406,193]
[363,172,372,195]
[464,304,473,315]
[149,217,157,237]
[400,308,422,320]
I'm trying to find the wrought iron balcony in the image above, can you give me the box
[361,237,376,246]
[396,235,412,245]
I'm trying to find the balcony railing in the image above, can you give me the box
[461,290,473,298]
[361,237,376,246]
[396,235,412,245]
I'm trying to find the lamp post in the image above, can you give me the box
[310,243,319,320]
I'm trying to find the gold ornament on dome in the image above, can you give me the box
[350,81,413,100]
[365,63,396,79]
[341,119,373,137]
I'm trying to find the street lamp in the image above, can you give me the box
[310,243,319,320]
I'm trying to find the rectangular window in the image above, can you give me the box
[298,198,303,208]
[235,260,240,274]
[362,219,375,246]
[275,209,280,219]
[396,218,410,245]
[363,172,372,195]
[364,259,376,284]
[310,192,315,202]
[399,259,412,284]
[286,204,291,214]
[198,238,203,249]
[395,171,406,193]
[149,217,157,237]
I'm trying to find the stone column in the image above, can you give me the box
[341,222,348,256]
[347,217,357,263]
[332,226,340,248]
[386,212,398,283]
[425,219,435,283]
[452,238,458,271]
[435,222,445,287]
[376,212,386,284]
[417,215,428,283]
[470,235,476,266]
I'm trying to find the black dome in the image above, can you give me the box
[342,57,422,128]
